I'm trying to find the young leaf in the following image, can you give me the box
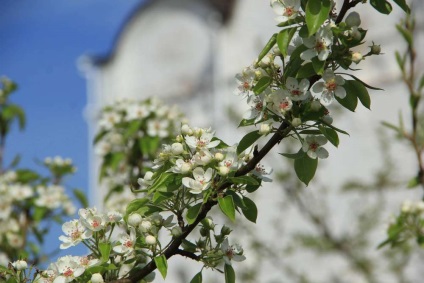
[277,27,297,57]
[229,176,259,186]
[154,255,168,279]
[257,33,277,63]
[253,76,272,95]
[296,63,316,79]
[311,57,325,75]
[305,0,331,36]
[99,242,112,263]
[125,198,149,217]
[218,195,236,222]
[318,126,339,147]
[238,118,256,128]
[186,203,202,225]
[242,196,258,223]
[294,155,318,185]
[396,24,413,47]
[73,189,89,208]
[237,130,261,155]
[190,272,202,283]
[280,149,305,159]
[224,264,236,283]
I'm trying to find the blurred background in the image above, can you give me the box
[1,0,424,282]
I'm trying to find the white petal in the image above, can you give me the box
[302,37,316,48]
[316,147,329,159]
[286,77,298,90]
[299,78,310,91]
[316,136,328,145]
[300,49,317,61]
[320,91,334,106]
[312,82,325,93]
[307,150,317,159]
[272,2,285,14]
[335,87,346,99]
[317,49,330,61]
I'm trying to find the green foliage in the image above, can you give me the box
[219,195,236,222]
[294,155,318,186]
[154,255,168,279]
[305,0,331,36]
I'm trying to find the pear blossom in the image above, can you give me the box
[243,93,268,123]
[301,25,333,61]
[185,130,220,150]
[221,238,246,265]
[125,103,150,121]
[34,268,58,283]
[147,119,169,138]
[12,259,28,270]
[192,149,214,166]
[182,167,214,194]
[271,91,293,115]
[145,235,157,245]
[218,147,239,171]
[234,68,256,97]
[285,77,310,101]
[137,171,154,189]
[91,273,105,283]
[252,163,273,182]
[271,0,301,23]
[171,159,193,174]
[52,256,85,283]
[302,135,329,159]
[59,219,92,249]
[99,111,121,130]
[312,69,346,106]
[113,228,136,256]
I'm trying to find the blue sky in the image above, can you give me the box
[0,0,144,260]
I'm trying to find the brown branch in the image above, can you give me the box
[175,249,201,261]
[336,0,362,24]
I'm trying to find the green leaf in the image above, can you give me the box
[148,172,174,193]
[319,126,339,147]
[296,63,316,79]
[2,104,26,130]
[190,272,202,283]
[277,28,297,57]
[253,76,272,95]
[139,136,160,156]
[110,152,125,171]
[370,0,393,14]
[229,176,259,186]
[277,15,303,27]
[224,264,236,283]
[124,120,141,139]
[99,242,112,262]
[16,169,39,183]
[392,0,410,13]
[339,73,383,91]
[8,154,21,168]
[186,203,202,225]
[257,33,277,63]
[294,155,318,185]
[33,207,47,222]
[218,195,236,222]
[237,130,261,155]
[125,198,149,217]
[242,196,258,223]
[73,189,89,208]
[238,118,256,128]
[311,57,325,75]
[396,24,413,46]
[153,191,174,204]
[343,80,371,109]
[283,45,308,79]
[154,255,168,279]
[245,183,261,193]
[305,0,331,36]
[395,51,406,71]
[335,84,358,112]
[407,176,420,189]
[280,149,305,159]
[319,119,350,136]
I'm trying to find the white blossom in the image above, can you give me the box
[182,167,214,194]
[302,135,329,159]
[221,238,246,265]
[312,69,346,106]
[301,25,333,61]
[271,0,301,23]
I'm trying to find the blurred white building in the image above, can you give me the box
[80,0,424,282]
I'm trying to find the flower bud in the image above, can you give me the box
[219,166,230,176]
[370,43,381,55]
[175,134,184,142]
[323,115,333,125]
[202,217,214,229]
[145,235,157,245]
[181,124,192,135]
[91,273,105,283]
[291,118,302,127]
[171,226,182,237]
[171,143,184,155]
[352,29,361,41]
[180,162,192,174]
[310,100,322,111]
[200,226,209,237]
[259,54,273,67]
[140,220,152,232]
[401,200,412,213]
[254,70,263,80]
[345,11,361,27]
[259,123,271,135]
[272,46,281,56]
[214,152,224,161]
[12,260,27,271]
[128,213,142,227]
[351,52,362,64]
[221,225,232,236]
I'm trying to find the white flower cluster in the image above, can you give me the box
[143,124,272,195]
[401,200,424,214]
